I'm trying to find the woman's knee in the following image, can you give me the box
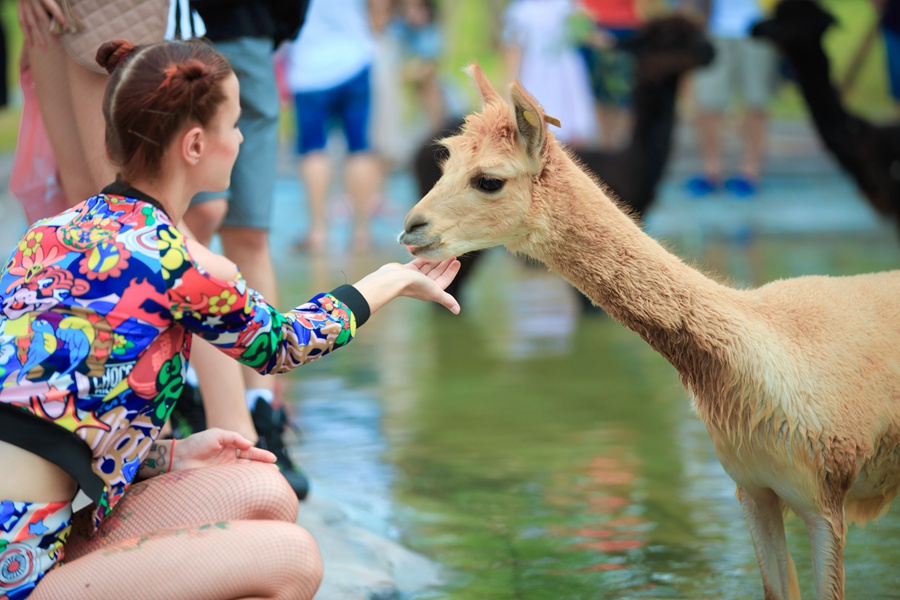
[230,462,299,522]
[271,524,323,600]
[279,523,324,599]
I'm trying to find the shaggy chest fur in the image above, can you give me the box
[682,273,900,525]
[704,409,900,524]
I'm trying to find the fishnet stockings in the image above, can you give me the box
[31,463,322,600]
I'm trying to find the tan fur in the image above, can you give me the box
[399,64,900,600]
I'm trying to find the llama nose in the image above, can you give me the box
[404,213,429,234]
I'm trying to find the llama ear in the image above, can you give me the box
[509,82,547,161]
[465,62,501,106]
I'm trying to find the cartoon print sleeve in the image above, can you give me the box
[158,224,370,374]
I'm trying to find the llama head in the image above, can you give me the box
[399,63,556,259]
[619,15,714,84]
[751,0,835,50]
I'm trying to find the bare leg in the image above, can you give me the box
[179,200,257,440]
[66,57,115,193]
[33,520,321,600]
[182,198,229,247]
[417,76,446,134]
[190,337,258,441]
[739,109,768,181]
[695,110,724,181]
[219,225,278,395]
[299,151,331,253]
[344,151,383,251]
[27,42,112,205]
[33,463,320,599]
[597,105,633,150]
[737,487,800,600]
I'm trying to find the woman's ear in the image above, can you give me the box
[181,125,205,166]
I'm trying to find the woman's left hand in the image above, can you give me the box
[172,428,277,471]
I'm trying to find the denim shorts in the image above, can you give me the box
[693,35,778,111]
[190,36,280,230]
[0,500,72,599]
[293,66,372,156]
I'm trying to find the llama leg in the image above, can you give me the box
[799,509,845,600]
[737,487,800,600]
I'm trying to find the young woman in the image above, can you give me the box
[0,39,460,599]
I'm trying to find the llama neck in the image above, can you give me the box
[525,150,743,374]
[784,44,853,145]
[629,75,680,193]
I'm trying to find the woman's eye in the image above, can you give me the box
[477,176,504,192]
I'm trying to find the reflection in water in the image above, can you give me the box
[279,234,900,600]
[551,445,649,575]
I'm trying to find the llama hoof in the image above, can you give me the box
[685,174,719,197]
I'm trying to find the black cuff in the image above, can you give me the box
[329,284,371,328]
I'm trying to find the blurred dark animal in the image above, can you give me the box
[753,0,900,224]
[412,15,715,301]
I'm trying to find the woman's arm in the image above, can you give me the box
[138,439,175,478]
[163,224,460,376]
[137,430,277,478]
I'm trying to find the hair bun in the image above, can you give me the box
[158,59,214,98]
[96,39,136,75]
[177,59,208,82]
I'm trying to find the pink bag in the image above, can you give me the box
[9,63,68,224]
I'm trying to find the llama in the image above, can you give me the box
[412,15,714,301]
[398,62,900,600]
[752,0,900,223]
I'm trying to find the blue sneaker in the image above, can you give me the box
[685,174,719,197]
[724,175,758,199]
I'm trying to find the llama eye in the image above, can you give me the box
[476,176,504,192]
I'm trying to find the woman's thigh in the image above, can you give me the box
[31,519,322,600]
[64,462,297,560]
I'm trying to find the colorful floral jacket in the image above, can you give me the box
[0,184,369,529]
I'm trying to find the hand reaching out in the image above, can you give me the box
[173,428,278,472]
[352,257,462,315]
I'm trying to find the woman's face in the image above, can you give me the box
[199,72,243,192]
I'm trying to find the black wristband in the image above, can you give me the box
[329,284,371,328]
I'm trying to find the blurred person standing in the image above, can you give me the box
[17,0,123,206]
[288,0,387,254]
[181,0,311,499]
[13,0,200,221]
[502,0,598,147]
[388,0,446,135]
[683,0,777,198]
[576,0,647,150]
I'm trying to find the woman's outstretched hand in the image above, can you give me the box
[353,257,461,315]
[173,428,277,471]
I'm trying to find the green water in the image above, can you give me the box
[282,233,900,600]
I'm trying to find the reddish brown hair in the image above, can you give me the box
[95,39,233,182]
